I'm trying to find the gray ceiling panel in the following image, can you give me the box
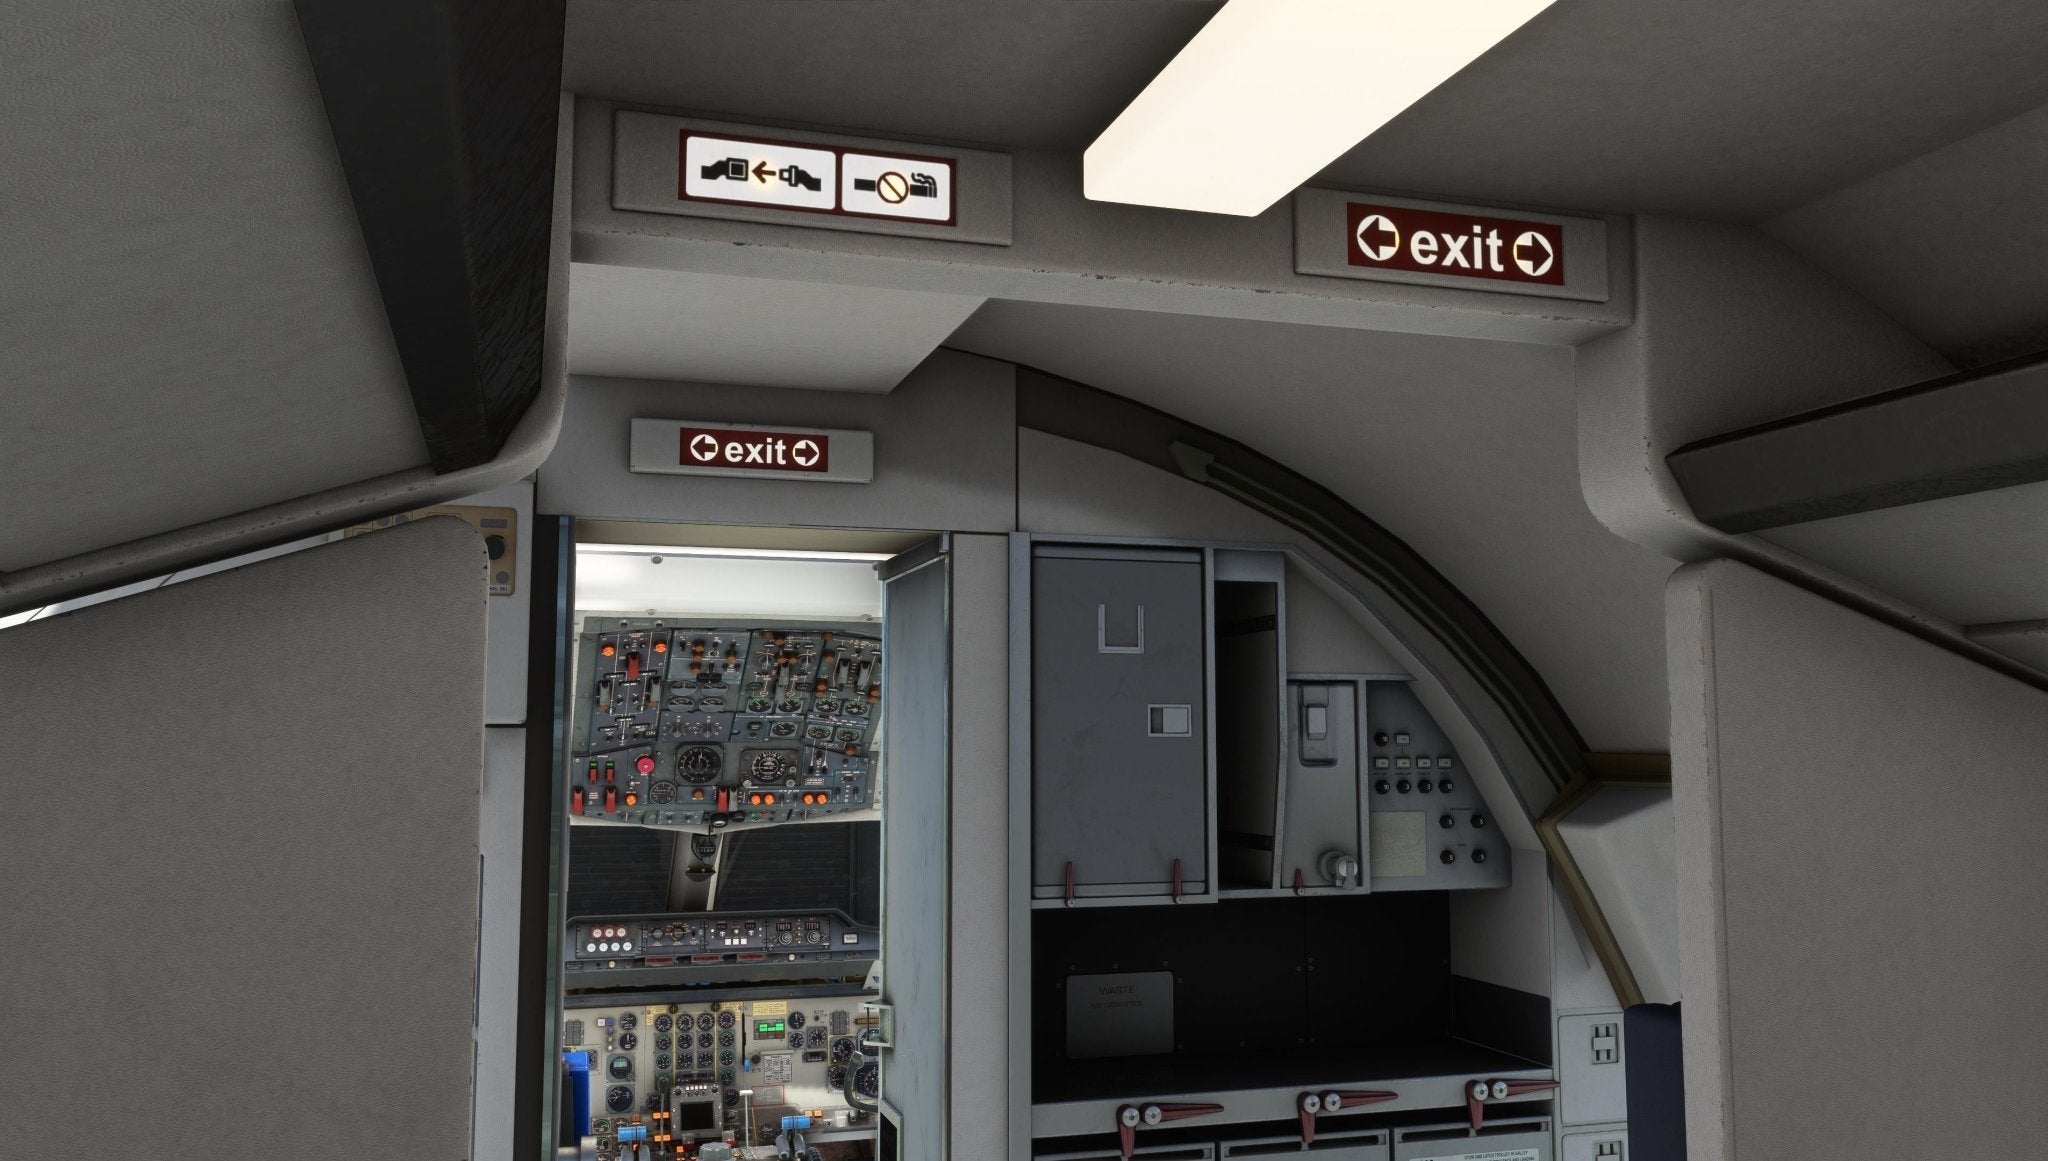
[1317,0,2048,222]
[567,264,985,392]
[1,1,426,572]
[948,299,1678,753]
[563,0,1221,149]
[1765,100,2048,369]
[1759,478,2048,628]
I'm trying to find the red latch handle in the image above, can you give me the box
[1064,860,1076,907]
[1292,868,1305,896]
[1117,1103,1224,1160]
[1171,858,1184,903]
[1466,1077,1559,1130]
[1297,1089,1396,1144]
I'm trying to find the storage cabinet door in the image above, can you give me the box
[1031,550,1208,897]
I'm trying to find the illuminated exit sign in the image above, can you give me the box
[629,419,874,484]
[1291,189,1608,302]
[1346,202,1564,285]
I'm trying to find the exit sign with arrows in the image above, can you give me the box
[1345,202,1564,286]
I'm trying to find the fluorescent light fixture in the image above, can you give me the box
[1085,0,1558,216]
[575,543,895,563]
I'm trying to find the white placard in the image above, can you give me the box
[842,152,953,222]
[682,135,837,211]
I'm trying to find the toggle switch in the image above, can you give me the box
[1295,683,1338,765]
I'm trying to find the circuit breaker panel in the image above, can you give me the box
[573,621,880,829]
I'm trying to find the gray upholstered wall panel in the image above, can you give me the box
[2,1,426,572]
[1668,559,2048,1159]
[0,518,486,1158]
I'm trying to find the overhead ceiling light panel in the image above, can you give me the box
[1084,0,1558,216]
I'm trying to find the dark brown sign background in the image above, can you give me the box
[1345,203,1565,286]
[677,425,831,473]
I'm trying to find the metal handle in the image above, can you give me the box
[1097,603,1145,653]
[1116,1102,1223,1160]
[1465,1077,1559,1130]
[1298,1089,1396,1144]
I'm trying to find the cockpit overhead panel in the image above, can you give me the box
[574,621,881,830]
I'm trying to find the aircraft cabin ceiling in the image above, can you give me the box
[7,0,2048,742]
[567,0,2048,367]
[559,0,2048,745]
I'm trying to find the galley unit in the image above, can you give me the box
[1013,536,1558,1161]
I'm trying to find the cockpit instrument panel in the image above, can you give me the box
[563,995,880,1159]
[574,622,880,830]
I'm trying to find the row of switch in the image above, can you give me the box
[573,786,642,813]
[1374,755,1453,770]
[1375,777,1455,794]
[746,791,835,806]
[577,785,850,814]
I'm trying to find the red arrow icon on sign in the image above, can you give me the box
[751,160,772,183]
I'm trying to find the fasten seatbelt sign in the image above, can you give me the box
[629,419,874,483]
[1345,202,1564,285]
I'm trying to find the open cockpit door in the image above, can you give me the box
[872,537,952,1158]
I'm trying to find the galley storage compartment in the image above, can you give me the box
[1030,544,1211,902]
